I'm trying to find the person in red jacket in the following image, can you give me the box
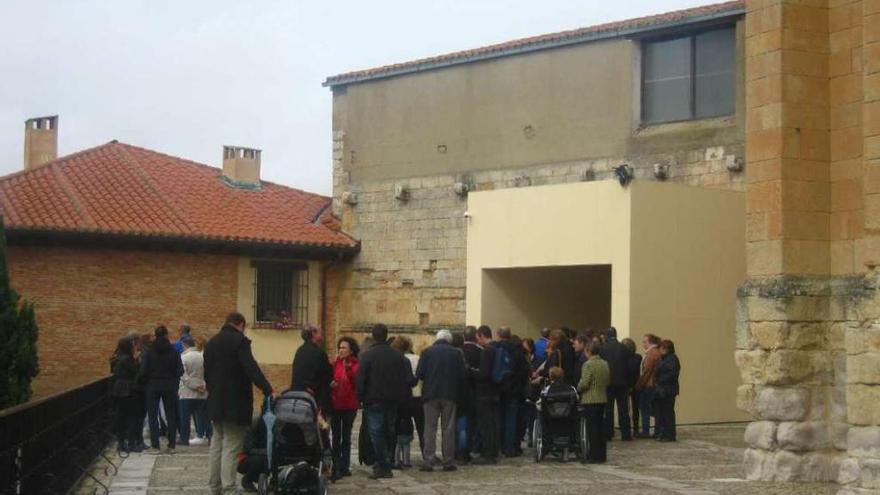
[330,337,360,481]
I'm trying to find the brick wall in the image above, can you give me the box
[7,246,238,397]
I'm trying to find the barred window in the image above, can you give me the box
[642,26,736,124]
[254,262,308,327]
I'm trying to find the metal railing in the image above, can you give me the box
[0,377,119,495]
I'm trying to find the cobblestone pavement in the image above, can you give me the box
[113,424,838,495]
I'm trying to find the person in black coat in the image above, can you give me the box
[140,325,183,452]
[472,325,500,464]
[111,337,142,453]
[599,327,633,441]
[621,338,643,436]
[204,313,273,495]
[543,330,576,386]
[355,324,414,479]
[653,340,681,442]
[496,329,529,457]
[459,326,482,461]
[291,326,333,413]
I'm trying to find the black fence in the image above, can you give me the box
[0,377,118,495]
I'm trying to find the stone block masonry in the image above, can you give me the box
[332,122,744,337]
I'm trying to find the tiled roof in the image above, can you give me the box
[0,141,358,251]
[324,0,744,87]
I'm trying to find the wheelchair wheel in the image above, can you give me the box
[257,473,269,495]
[579,415,589,462]
[533,418,545,462]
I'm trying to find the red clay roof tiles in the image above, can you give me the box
[0,141,358,250]
[324,0,745,87]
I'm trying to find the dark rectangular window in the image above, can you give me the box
[254,263,308,327]
[642,26,736,124]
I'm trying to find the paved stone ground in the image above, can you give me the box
[93,424,841,495]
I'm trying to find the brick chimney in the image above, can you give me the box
[221,145,261,188]
[23,115,58,169]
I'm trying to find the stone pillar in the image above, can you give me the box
[739,0,841,482]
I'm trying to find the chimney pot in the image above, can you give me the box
[23,115,58,169]
[221,145,262,189]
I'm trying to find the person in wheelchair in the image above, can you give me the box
[533,367,583,462]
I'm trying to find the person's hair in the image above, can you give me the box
[225,312,246,327]
[645,333,662,345]
[560,327,572,339]
[195,335,207,351]
[522,338,535,355]
[621,338,637,354]
[436,329,453,343]
[476,325,492,340]
[372,323,388,343]
[497,327,512,340]
[587,342,601,356]
[180,324,191,335]
[154,325,169,339]
[548,366,564,382]
[575,334,590,347]
[391,335,412,354]
[115,337,134,357]
[511,335,522,349]
[549,329,568,350]
[605,327,618,339]
[337,336,360,357]
[464,326,477,342]
[660,340,675,353]
[301,325,320,342]
[540,328,550,338]
[138,334,152,349]
[180,334,195,347]
[452,332,464,348]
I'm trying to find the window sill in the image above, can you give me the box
[251,322,302,331]
[634,115,737,137]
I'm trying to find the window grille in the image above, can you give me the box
[253,262,308,327]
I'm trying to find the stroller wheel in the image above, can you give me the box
[257,473,269,495]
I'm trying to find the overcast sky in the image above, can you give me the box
[0,0,709,195]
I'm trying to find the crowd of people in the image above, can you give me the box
[109,314,682,493]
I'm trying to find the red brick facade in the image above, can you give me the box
[8,245,238,397]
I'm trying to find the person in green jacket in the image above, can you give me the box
[577,342,610,463]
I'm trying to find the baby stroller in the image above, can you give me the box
[258,391,329,495]
[532,380,587,462]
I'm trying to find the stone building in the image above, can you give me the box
[324,1,750,424]
[323,0,880,488]
[1,117,358,397]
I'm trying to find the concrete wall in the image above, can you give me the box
[466,181,632,334]
[480,265,612,337]
[465,180,747,423]
[629,181,748,424]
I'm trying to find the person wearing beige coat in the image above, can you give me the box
[178,336,209,445]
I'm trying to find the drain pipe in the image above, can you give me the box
[320,253,342,353]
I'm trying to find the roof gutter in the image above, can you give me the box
[323,7,745,88]
[6,227,360,261]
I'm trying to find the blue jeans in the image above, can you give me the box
[146,388,178,449]
[639,388,654,435]
[455,416,468,458]
[501,396,519,456]
[364,402,397,471]
[195,400,212,439]
[179,398,211,442]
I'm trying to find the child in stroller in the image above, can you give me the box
[257,391,331,495]
[533,367,587,462]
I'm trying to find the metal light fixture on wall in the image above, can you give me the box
[394,184,410,202]
[342,190,358,206]
[653,163,670,180]
[613,164,634,187]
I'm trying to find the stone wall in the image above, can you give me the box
[740,0,880,490]
[331,122,745,337]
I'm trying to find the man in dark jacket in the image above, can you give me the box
[291,325,333,412]
[355,324,413,479]
[653,340,681,442]
[416,329,466,471]
[472,325,499,464]
[459,326,482,461]
[599,327,633,441]
[204,313,273,495]
[140,325,183,453]
[495,328,529,457]
[573,334,590,385]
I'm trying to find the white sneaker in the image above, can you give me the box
[190,437,207,446]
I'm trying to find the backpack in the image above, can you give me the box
[491,344,513,384]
